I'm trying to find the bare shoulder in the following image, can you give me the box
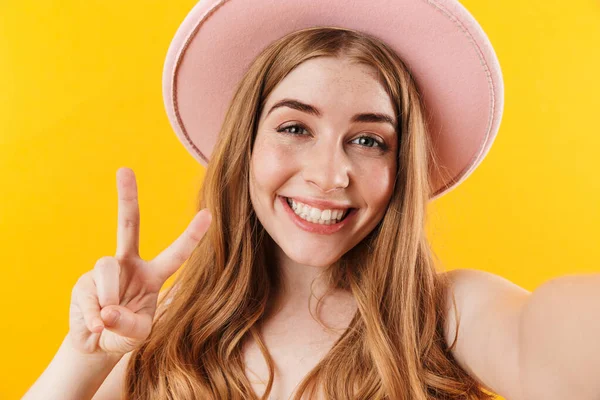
[440,268,531,400]
[441,268,531,312]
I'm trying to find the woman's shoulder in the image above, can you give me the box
[440,268,531,400]
[441,268,530,307]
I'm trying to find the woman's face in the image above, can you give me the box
[250,56,398,267]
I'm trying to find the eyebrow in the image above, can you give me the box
[265,98,397,130]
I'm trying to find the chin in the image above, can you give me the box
[281,244,342,268]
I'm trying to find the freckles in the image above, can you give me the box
[355,162,396,200]
[252,136,297,191]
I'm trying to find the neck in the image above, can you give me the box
[272,245,333,307]
[263,241,356,326]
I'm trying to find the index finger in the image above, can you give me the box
[149,209,212,283]
[115,167,141,260]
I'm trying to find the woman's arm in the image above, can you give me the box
[24,286,175,400]
[520,273,600,399]
[22,332,123,400]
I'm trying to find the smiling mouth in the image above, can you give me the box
[285,197,352,225]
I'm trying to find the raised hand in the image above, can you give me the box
[68,167,211,356]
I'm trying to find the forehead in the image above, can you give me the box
[261,56,395,121]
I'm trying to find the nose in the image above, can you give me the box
[301,139,350,193]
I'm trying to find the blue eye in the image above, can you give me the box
[277,124,308,135]
[352,136,384,148]
[276,124,387,151]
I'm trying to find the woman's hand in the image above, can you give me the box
[68,167,211,357]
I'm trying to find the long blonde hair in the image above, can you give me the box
[124,27,495,399]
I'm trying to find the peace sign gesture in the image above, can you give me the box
[68,167,211,356]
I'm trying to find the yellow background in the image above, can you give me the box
[1,0,599,398]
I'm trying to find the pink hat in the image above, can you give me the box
[162,0,504,201]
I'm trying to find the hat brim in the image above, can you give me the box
[162,0,504,201]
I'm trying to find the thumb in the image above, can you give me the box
[100,305,152,340]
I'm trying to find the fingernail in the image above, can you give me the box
[105,310,120,325]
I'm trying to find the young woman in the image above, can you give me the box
[25,1,595,399]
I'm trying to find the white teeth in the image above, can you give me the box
[285,197,350,225]
[309,208,321,220]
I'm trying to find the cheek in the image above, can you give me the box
[355,159,396,207]
[251,136,297,195]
